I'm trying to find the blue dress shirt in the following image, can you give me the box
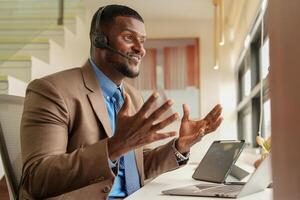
[90,59,127,198]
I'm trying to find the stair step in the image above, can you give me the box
[0,55,32,82]
[0,75,27,97]
[0,43,49,50]
[0,0,82,2]
[0,7,84,12]
[0,13,77,20]
[0,0,82,4]
[0,55,31,62]
[0,8,84,16]
[0,24,63,30]
[0,65,31,83]
[0,2,84,9]
[0,37,49,44]
[0,18,75,25]
[0,30,65,42]
[0,0,85,83]
[1,47,50,62]
[0,34,64,48]
[0,29,64,36]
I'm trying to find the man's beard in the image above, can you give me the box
[113,62,140,78]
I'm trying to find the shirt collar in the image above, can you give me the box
[89,58,123,99]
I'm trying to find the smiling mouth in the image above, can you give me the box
[128,54,142,63]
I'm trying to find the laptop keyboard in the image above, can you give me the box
[196,184,243,197]
[195,185,217,190]
[206,185,242,193]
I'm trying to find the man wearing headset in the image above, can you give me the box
[20,4,222,200]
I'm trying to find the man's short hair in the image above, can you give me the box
[89,4,144,38]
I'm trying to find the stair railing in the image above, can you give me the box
[57,0,64,25]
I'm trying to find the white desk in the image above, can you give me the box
[125,163,273,200]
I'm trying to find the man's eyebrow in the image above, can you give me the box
[122,28,146,39]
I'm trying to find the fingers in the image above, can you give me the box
[205,104,222,121]
[137,92,160,118]
[182,104,190,122]
[151,113,179,132]
[118,93,131,115]
[205,116,223,133]
[201,104,223,134]
[147,99,174,124]
[209,104,222,118]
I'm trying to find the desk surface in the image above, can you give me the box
[125,163,273,200]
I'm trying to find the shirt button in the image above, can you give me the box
[102,185,111,193]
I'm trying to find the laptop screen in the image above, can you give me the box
[192,140,245,183]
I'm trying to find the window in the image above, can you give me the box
[242,68,251,97]
[241,110,253,144]
[263,99,271,138]
[260,38,270,79]
[237,10,270,147]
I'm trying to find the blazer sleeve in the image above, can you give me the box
[21,78,115,198]
[143,139,181,180]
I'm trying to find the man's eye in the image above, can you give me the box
[124,35,133,42]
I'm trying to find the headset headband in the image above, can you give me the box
[94,6,106,35]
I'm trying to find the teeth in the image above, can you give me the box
[130,55,140,62]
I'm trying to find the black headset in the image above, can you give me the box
[91,6,133,60]
[92,6,108,48]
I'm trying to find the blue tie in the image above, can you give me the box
[113,88,141,195]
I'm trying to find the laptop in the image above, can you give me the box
[162,154,272,198]
[192,140,245,183]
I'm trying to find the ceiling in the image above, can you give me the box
[84,0,215,20]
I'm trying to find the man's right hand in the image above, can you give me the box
[107,92,179,161]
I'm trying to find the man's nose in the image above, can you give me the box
[133,41,146,57]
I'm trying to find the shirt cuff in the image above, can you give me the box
[172,139,190,165]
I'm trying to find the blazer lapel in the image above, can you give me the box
[81,61,113,137]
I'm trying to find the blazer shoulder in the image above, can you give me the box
[29,67,83,90]
[26,67,87,110]
[43,67,82,84]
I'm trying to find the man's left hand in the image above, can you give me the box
[175,104,223,154]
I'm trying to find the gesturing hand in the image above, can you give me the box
[175,104,223,153]
[108,92,179,161]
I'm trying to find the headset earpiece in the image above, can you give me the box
[93,34,108,48]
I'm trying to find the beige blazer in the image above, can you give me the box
[19,62,179,200]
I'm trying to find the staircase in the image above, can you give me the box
[0,0,90,97]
